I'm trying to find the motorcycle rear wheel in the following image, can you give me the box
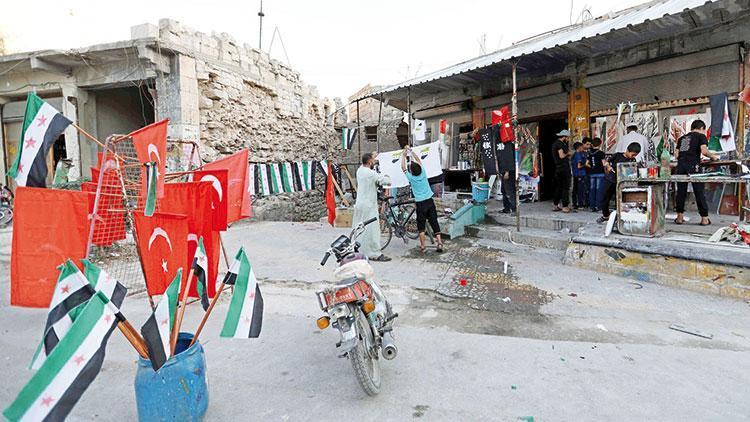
[349,307,381,396]
[0,206,12,227]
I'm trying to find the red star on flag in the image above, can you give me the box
[17,164,24,174]
[36,114,48,127]
[74,355,85,365]
[104,313,113,324]
[161,318,169,326]
[244,316,251,323]
[60,284,70,294]
[41,396,54,407]
[24,137,37,149]
[247,291,255,299]
[197,254,207,267]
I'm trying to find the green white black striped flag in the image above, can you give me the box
[220,248,263,338]
[81,260,127,313]
[30,261,95,370]
[281,162,295,193]
[192,237,210,311]
[140,269,181,371]
[7,92,72,187]
[143,162,157,217]
[269,164,283,195]
[4,292,118,422]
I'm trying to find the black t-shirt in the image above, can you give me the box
[605,152,635,183]
[552,140,569,171]
[478,127,497,175]
[677,132,707,172]
[496,139,515,173]
[588,149,605,174]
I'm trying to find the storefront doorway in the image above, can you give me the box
[537,118,567,201]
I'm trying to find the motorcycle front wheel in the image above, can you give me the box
[0,206,12,227]
[349,307,381,396]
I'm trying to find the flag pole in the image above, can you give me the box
[171,268,195,354]
[512,62,521,233]
[189,283,230,347]
[85,136,110,259]
[117,319,149,359]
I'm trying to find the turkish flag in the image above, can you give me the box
[159,182,219,300]
[202,149,251,222]
[193,169,229,231]
[492,106,515,143]
[130,119,168,198]
[11,188,89,307]
[133,211,189,296]
[439,119,447,135]
[325,162,336,226]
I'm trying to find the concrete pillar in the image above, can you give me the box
[60,85,81,181]
[155,54,200,141]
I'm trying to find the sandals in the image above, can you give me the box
[699,218,711,226]
[673,218,684,225]
[552,206,562,212]
[436,243,444,253]
[371,254,392,262]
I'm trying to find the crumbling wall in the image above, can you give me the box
[157,19,339,221]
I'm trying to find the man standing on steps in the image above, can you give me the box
[353,152,392,262]
[496,130,516,215]
[551,130,572,213]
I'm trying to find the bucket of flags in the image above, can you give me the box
[134,332,208,422]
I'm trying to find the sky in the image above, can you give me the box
[0,0,646,100]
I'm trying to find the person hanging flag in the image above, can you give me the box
[7,93,73,188]
[192,237,210,311]
[325,162,336,226]
[220,248,263,338]
[143,162,158,217]
[140,269,181,371]
[30,260,95,370]
[4,292,118,422]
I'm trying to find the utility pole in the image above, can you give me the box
[258,0,265,50]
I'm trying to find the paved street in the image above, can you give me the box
[1,222,750,421]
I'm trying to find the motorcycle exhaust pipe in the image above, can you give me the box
[381,332,397,360]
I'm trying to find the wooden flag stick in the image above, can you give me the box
[71,123,106,149]
[330,176,349,207]
[171,268,195,355]
[117,320,149,359]
[189,283,230,347]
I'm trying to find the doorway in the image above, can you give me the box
[537,118,567,201]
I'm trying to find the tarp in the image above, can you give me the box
[10,188,89,307]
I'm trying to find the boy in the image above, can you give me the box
[571,141,588,209]
[401,146,444,253]
[587,137,605,212]
[597,142,641,223]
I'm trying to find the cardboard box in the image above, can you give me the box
[334,207,353,228]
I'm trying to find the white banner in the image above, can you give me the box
[376,141,443,188]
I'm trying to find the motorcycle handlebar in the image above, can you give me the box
[320,251,331,266]
[363,217,377,226]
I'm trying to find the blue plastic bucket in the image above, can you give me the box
[134,332,208,421]
[471,182,490,203]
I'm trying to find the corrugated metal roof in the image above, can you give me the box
[360,0,722,101]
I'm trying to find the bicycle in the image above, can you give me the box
[378,195,419,251]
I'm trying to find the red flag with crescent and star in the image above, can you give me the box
[133,211,188,296]
[192,168,229,231]
[130,119,168,199]
[202,149,251,223]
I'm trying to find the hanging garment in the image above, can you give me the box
[413,119,426,141]
[479,127,498,176]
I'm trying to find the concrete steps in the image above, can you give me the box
[487,211,590,233]
[465,224,572,251]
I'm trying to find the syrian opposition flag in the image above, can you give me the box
[7,92,72,187]
[4,293,118,422]
[140,269,181,371]
[143,162,158,216]
[220,248,263,338]
[81,260,127,312]
[30,261,95,370]
[192,237,210,311]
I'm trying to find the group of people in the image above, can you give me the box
[552,119,717,226]
[352,148,445,262]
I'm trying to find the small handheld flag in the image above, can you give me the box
[220,248,263,338]
[143,162,158,217]
[192,237,210,311]
[140,269,182,371]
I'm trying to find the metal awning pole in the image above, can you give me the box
[407,87,413,147]
[356,100,361,159]
[377,94,384,153]
[512,62,521,232]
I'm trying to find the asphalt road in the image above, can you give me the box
[1,222,749,421]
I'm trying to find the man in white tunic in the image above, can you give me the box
[353,153,391,261]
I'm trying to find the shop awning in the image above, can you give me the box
[359,0,746,110]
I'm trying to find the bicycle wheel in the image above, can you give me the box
[400,204,420,240]
[380,214,392,251]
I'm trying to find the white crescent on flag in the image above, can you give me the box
[148,227,173,251]
[200,175,223,202]
[187,233,198,245]
[148,144,161,164]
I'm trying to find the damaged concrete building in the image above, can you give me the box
[0,19,342,220]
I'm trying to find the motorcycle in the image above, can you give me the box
[316,217,398,396]
[0,185,13,227]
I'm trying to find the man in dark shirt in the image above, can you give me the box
[496,130,516,213]
[674,119,718,225]
[551,130,572,212]
[587,137,606,212]
[597,142,641,223]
